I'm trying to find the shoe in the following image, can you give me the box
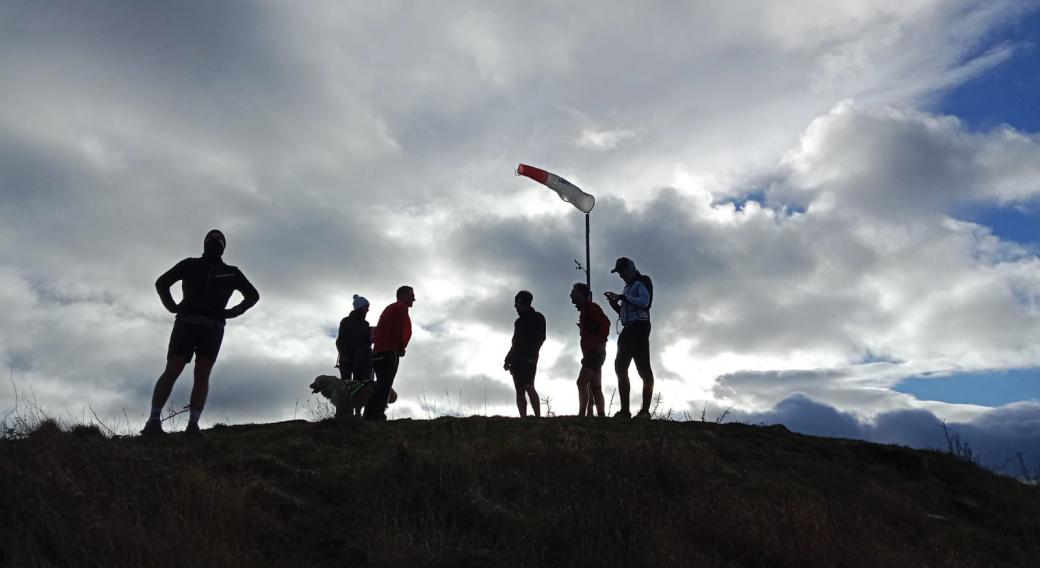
[613,410,631,419]
[140,418,165,437]
[633,410,652,420]
[185,421,203,437]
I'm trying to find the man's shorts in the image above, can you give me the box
[616,320,651,364]
[580,349,606,371]
[510,362,537,388]
[167,320,224,362]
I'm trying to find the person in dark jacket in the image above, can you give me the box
[337,294,374,383]
[503,290,546,417]
[142,230,259,437]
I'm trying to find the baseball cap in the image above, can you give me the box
[610,257,634,273]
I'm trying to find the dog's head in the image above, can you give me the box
[309,375,340,397]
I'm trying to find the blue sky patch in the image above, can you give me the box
[895,368,1040,407]
[938,9,1040,133]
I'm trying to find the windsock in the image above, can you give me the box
[517,164,595,213]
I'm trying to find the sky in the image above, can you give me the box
[1,1,1038,471]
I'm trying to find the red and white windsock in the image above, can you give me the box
[517,164,595,213]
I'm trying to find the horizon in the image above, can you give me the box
[1,1,1039,469]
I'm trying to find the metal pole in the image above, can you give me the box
[585,213,591,291]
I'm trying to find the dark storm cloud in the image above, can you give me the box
[718,394,1040,473]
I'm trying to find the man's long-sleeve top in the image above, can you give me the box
[155,256,259,326]
[372,301,412,353]
[609,278,650,326]
[578,300,611,353]
[506,309,546,365]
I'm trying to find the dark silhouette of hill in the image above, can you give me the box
[2,416,1038,567]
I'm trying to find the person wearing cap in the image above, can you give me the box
[604,257,654,419]
[142,230,260,437]
[337,294,374,383]
[364,285,415,422]
[504,290,546,418]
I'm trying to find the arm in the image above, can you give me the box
[226,270,260,318]
[623,282,650,309]
[533,314,546,355]
[154,260,188,314]
[594,305,612,343]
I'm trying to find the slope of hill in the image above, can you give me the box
[2,416,1037,567]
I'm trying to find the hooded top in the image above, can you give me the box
[155,256,259,326]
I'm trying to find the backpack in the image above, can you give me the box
[635,273,653,312]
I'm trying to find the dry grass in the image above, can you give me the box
[2,410,1038,568]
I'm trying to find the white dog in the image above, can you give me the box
[309,375,398,418]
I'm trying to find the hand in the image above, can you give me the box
[604,292,618,301]
[168,303,180,315]
[223,306,244,319]
[503,362,511,371]
[397,348,406,357]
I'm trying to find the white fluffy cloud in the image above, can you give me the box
[1,0,1039,467]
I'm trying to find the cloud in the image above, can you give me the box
[718,394,1040,473]
[577,129,637,151]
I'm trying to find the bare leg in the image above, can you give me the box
[189,356,215,412]
[615,356,632,414]
[635,357,655,414]
[525,384,541,417]
[151,356,189,410]
[515,386,528,417]
[577,375,590,416]
[590,370,606,417]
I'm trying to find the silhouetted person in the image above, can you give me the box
[504,290,546,417]
[337,294,374,383]
[604,257,654,419]
[142,230,259,436]
[571,282,610,417]
[364,286,414,422]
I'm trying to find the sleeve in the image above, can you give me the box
[399,308,412,349]
[155,259,190,313]
[336,318,348,351]
[505,321,517,363]
[624,282,650,309]
[231,269,260,313]
[535,313,546,349]
[581,305,602,335]
[595,305,612,343]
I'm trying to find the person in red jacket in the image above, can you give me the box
[571,282,610,417]
[363,286,414,422]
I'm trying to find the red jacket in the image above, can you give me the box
[578,300,611,354]
[373,301,412,353]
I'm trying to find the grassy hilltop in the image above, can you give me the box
[2,416,1038,568]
